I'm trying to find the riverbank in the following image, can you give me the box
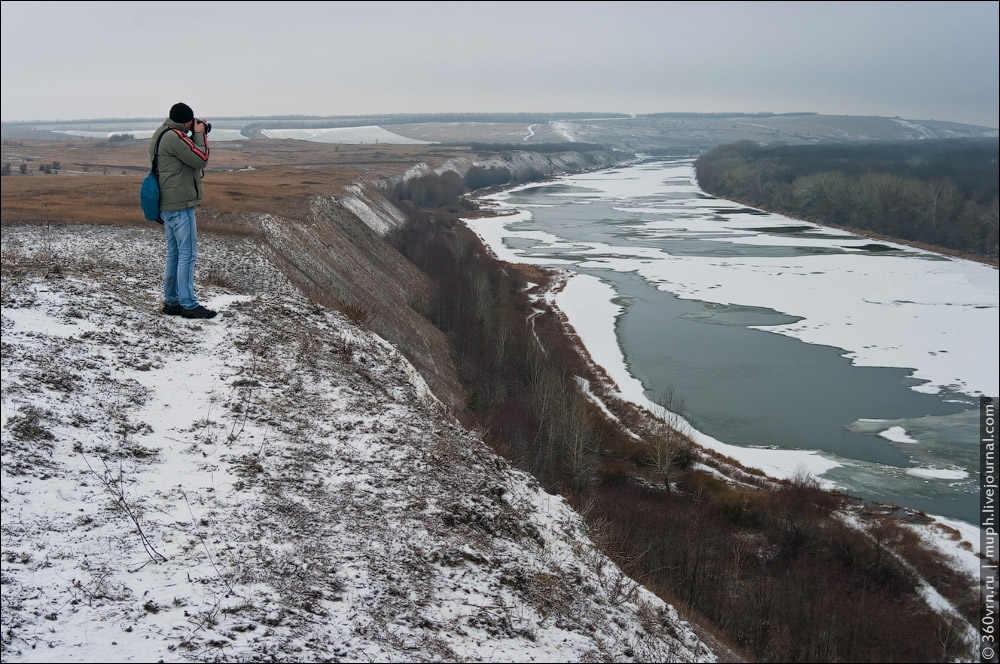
[706,192,1000,269]
[451,195,981,661]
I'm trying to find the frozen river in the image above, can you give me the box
[464,158,999,526]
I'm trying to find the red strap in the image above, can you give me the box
[170,127,209,161]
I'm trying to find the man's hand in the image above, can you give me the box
[193,119,207,134]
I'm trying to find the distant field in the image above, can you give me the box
[0,138,475,229]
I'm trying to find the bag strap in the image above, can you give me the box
[150,129,171,176]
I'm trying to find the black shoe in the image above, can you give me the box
[181,305,217,319]
[162,303,185,316]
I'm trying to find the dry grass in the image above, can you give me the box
[1,138,478,229]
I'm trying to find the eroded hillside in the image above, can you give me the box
[0,223,714,662]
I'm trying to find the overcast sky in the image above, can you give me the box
[2,1,997,127]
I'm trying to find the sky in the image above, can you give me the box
[1,0,998,127]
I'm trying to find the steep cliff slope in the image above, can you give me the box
[247,184,466,412]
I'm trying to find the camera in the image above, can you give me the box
[196,119,212,134]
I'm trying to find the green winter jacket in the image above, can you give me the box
[149,120,209,211]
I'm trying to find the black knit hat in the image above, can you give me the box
[169,102,194,124]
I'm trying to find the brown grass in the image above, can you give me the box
[1,137,478,229]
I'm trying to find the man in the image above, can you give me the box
[150,102,216,319]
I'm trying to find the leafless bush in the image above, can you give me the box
[80,445,167,564]
[72,557,133,605]
[338,299,373,326]
[0,243,29,297]
[6,405,55,443]
[640,386,694,493]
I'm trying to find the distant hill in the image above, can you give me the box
[4,112,996,152]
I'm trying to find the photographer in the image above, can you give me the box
[150,102,216,319]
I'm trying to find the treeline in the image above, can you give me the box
[385,171,976,662]
[695,138,999,258]
[387,199,602,489]
[640,111,818,119]
[389,154,613,207]
[389,168,534,208]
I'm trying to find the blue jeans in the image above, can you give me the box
[161,208,199,310]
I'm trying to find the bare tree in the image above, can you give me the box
[563,390,595,485]
[921,178,958,231]
[642,385,691,493]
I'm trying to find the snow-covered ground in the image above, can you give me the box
[0,224,713,663]
[261,126,434,144]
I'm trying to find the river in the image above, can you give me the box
[464,157,999,526]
